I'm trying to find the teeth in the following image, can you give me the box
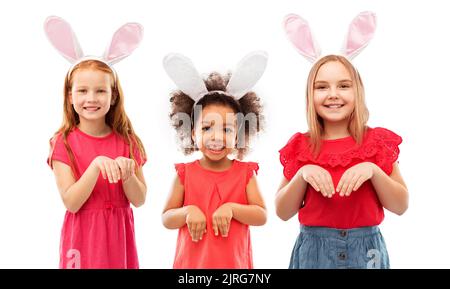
[207,145,224,151]
[326,104,343,108]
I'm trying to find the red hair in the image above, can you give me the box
[49,60,146,178]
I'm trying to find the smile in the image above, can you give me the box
[83,106,101,111]
[206,143,225,154]
[324,104,344,109]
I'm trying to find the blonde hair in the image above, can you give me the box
[306,55,369,156]
[50,60,146,178]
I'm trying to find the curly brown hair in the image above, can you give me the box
[169,72,264,159]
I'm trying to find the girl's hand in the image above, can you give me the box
[212,203,233,237]
[92,156,121,184]
[185,205,207,242]
[298,164,335,198]
[115,157,136,182]
[337,162,375,197]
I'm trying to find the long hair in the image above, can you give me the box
[306,55,369,156]
[50,60,146,177]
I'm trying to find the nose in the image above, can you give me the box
[211,128,224,142]
[86,91,97,102]
[328,86,338,99]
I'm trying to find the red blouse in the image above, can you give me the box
[279,127,402,229]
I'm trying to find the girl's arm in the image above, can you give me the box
[371,162,409,215]
[52,157,105,213]
[275,164,335,221]
[122,167,147,208]
[275,174,307,221]
[162,175,206,242]
[162,175,188,229]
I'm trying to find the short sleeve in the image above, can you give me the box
[246,162,259,183]
[47,134,71,169]
[132,143,147,167]
[372,127,403,175]
[175,163,186,185]
[279,133,306,181]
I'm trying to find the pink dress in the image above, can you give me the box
[47,127,146,269]
[173,160,259,269]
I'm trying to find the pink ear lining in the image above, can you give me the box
[104,23,144,64]
[44,16,82,63]
[344,12,377,58]
[284,14,320,62]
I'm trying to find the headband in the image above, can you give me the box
[44,16,144,78]
[284,11,376,63]
[163,51,268,103]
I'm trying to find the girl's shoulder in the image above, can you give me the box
[233,160,259,183]
[173,161,197,185]
[364,127,402,144]
[279,131,310,161]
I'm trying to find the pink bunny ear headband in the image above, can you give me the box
[163,51,268,103]
[284,11,376,63]
[44,16,144,78]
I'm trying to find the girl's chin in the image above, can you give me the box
[78,112,108,121]
[319,113,352,123]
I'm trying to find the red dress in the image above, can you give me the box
[173,160,259,268]
[279,127,402,229]
[47,127,146,268]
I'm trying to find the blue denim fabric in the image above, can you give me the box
[289,225,390,269]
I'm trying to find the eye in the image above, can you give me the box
[97,89,107,93]
[77,89,87,94]
[314,84,327,90]
[339,83,352,89]
[224,127,234,134]
[202,126,211,132]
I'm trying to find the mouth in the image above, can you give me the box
[324,104,344,109]
[206,143,226,154]
[83,106,101,112]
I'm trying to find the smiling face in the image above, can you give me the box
[69,68,114,123]
[192,104,238,162]
[313,60,356,124]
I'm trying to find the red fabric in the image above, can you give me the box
[173,160,258,269]
[279,127,402,229]
[47,127,146,268]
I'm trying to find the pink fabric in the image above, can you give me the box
[344,11,377,58]
[284,14,320,62]
[173,160,259,269]
[104,23,144,64]
[47,128,146,269]
[44,16,83,63]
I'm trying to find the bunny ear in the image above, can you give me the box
[104,23,144,65]
[342,11,377,60]
[283,14,321,63]
[227,51,268,99]
[163,53,208,102]
[44,16,83,63]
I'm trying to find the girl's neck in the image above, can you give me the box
[322,120,350,140]
[77,119,111,137]
[199,156,234,172]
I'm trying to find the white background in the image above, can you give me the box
[0,0,448,268]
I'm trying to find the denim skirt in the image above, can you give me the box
[289,225,390,269]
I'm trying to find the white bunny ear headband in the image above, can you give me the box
[284,11,376,63]
[163,51,268,103]
[44,16,144,77]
